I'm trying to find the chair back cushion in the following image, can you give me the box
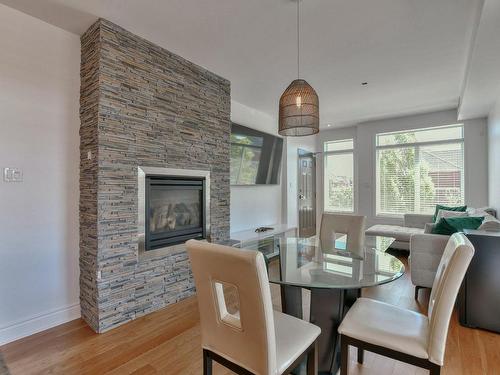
[186,240,277,375]
[427,233,474,365]
[320,213,366,254]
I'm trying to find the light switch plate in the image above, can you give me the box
[3,167,23,182]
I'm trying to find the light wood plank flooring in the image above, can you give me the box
[1,254,499,375]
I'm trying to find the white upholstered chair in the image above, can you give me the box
[338,233,475,375]
[320,213,366,255]
[186,240,321,375]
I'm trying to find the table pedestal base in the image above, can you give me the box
[281,285,360,374]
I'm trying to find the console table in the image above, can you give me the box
[230,224,297,259]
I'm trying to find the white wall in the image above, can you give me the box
[0,4,81,345]
[230,100,320,232]
[488,102,500,212]
[318,109,489,227]
[229,99,320,232]
[230,101,283,233]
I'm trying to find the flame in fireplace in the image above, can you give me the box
[150,202,201,233]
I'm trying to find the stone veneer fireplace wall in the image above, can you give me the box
[80,19,231,332]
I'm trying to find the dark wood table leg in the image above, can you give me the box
[310,288,346,374]
[281,286,362,375]
[280,285,305,375]
[281,285,303,319]
[344,288,361,308]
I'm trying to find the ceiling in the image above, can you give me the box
[0,0,484,127]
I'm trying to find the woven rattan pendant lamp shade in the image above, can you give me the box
[279,79,319,136]
[278,0,319,136]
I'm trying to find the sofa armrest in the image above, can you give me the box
[410,233,449,288]
[404,214,433,229]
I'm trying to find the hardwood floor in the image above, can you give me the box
[1,253,499,375]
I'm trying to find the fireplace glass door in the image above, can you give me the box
[145,176,205,249]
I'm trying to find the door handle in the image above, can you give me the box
[298,194,305,200]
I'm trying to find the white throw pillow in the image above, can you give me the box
[467,207,497,217]
[435,209,469,222]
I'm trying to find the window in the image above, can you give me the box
[324,139,354,212]
[376,124,464,216]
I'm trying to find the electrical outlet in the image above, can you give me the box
[97,270,102,280]
[87,151,92,160]
[3,167,23,182]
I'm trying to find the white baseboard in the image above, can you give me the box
[0,303,81,346]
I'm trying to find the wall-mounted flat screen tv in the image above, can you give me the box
[230,123,283,185]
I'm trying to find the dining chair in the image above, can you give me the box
[338,233,475,375]
[319,213,366,254]
[186,239,321,375]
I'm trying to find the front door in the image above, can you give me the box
[298,149,316,237]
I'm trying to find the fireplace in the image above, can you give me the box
[138,167,210,252]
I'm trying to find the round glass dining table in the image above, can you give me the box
[240,235,404,375]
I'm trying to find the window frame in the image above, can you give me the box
[323,138,356,214]
[374,124,465,218]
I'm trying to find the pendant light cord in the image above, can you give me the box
[297,0,300,79]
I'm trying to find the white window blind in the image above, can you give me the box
[376,125,464,215]
[324,139,354,212]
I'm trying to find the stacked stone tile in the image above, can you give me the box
[80,19,231,332]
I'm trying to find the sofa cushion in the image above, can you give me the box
[424,223,436,234]
[467,207,497,218]
[432,204,467,222]
[365,224,424,243]
[477,214,500,232]
[435,209,468,222]
[432,216,484,235]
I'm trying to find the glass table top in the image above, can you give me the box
[241,235,404,290]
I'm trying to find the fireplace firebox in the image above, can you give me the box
[146,176,206,249]
[138,167,210,253]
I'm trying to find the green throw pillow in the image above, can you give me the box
[432,204,467,222]
[432,216,484,236]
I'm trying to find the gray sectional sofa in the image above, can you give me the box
[365,208,499,299]
[365,214,432,251]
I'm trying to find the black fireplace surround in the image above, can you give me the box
[145,176,206,250]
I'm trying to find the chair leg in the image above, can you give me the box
[357,347,364,364]
[341,335,349,375]
[203,349,212,375]
[429,363,441,375]
[307,341,318,375]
